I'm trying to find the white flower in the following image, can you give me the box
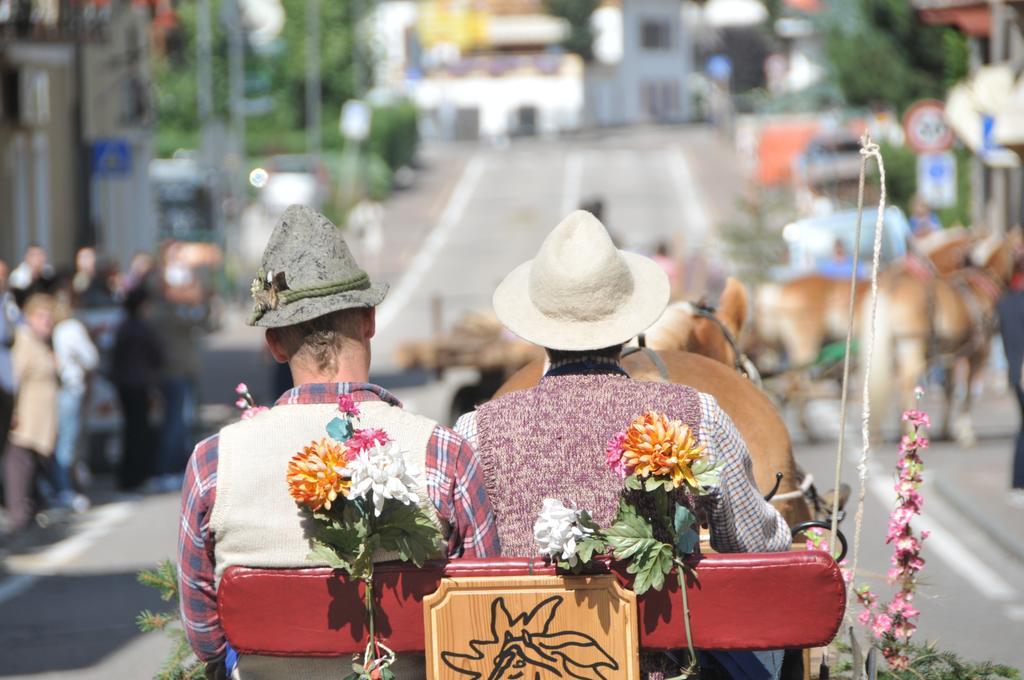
[346,442,420,517]
[533,498,593,566]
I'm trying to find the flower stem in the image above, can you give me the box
[666,561,699,679]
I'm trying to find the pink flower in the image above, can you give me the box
[241,406,269,420]
[235,383,249,395]
[858,610,872,625]
[914,385,925,401]
[235,397,248,409]
[871,613,893,638]
[347,428,389,454]
[919,529,930,540]
[901,409,931,429]
[337,393,359,416]
[887,654,910,670]
[604,431,628,479]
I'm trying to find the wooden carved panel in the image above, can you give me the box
[423,574,639,679]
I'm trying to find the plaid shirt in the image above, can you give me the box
[454,390,790,554]
[178,382,500,662]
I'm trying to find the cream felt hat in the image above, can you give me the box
[493,210,670,351]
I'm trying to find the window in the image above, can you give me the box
[641,19,671,50]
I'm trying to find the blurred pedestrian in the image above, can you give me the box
[998,258,1024,509]
[8,244,54,292]
[3,293,58,534]
[909,195,942,238]
[0,259,15,459]
[151,289,202,491]
[72,246,97,297]
[123,251,156,295]
[111,288,163,491]
[49,281,98,512]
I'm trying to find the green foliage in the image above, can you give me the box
[831,639,1020,679]
[367,102,420,171]
[719,193,790,286]
[604,501,674,595]
[136,560,205,680]
[820,0,968,113]
[542,0,600,61]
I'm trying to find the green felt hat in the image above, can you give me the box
[247,205,388,327]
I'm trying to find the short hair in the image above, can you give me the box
[124,286,149,316]
[269,308,368,375]
[546,344,623,364]
[23,292,55,316]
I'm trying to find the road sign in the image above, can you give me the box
[917,151,957,209]
[340,99,371,141]
[903,99,954,154]
[91,139,132,176]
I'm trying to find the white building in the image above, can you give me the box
[371,0,697,141]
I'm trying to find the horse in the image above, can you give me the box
[863,231,1021,443]
[493,348,814,530]
[749,228,977,440]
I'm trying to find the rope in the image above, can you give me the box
[828,136,886,604]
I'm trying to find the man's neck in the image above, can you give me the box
[288,355,371,387]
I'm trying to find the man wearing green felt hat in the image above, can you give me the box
[177,205,499,678]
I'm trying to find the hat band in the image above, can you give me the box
[250,269,371,322]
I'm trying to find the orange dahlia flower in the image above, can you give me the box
[621,411,707,489]
[286,438,352,511]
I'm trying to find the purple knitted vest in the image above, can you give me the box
[475,374,703,557]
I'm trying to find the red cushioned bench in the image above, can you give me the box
[219,551,846,658]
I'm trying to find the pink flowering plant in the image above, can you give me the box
[854,393,931,671]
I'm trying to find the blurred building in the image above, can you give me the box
[0,0,155,269]
[373,0,696,142]
[914,0,1024,233]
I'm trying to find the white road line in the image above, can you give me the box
[867,468,1018,602]
[666,150,712,252]
[0,501,135,606]
[376,155,486,333]
[560,151,583,217]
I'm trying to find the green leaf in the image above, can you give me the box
[673,505,699,555]
[326,417,354,442]
[374,500,444,567]
[307,542,351,570]
[624,474,642,491]
[632,543,674,595]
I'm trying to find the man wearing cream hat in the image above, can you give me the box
[455,210,790,678]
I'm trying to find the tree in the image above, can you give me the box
[820,0,968,114]
[543,0,600,62]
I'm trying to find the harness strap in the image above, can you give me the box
[690,302,763,387]
[620,346,670,382]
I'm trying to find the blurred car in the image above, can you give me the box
[774,206,912,280]
[258,154,331,214]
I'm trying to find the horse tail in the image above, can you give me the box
[859,284,894,441]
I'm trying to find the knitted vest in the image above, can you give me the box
[475,374,703,557]
[210,399,442,680]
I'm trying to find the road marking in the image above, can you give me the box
[867,468,1018,602]
[0,501,135,606]
[376,155,486,333]
[666,150,712,252]
[560,151,583,217]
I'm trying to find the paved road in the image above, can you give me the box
[1,125,1021,676]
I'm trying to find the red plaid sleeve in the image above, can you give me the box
[177,434,225,662]
[425,425,500,558]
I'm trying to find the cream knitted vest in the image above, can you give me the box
[210,400,441,680]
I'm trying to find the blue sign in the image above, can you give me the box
[706,54,732,82]
[91,139,132,176]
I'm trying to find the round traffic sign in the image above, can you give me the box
[903,99,954,154]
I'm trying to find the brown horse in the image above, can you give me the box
[863,231,1021,443]
[493,349,814,529]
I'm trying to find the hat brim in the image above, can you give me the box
[249,282,389,328]
[492,252,670,351]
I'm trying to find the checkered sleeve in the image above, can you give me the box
[177,434,225,663]
[426,422,500,558]
[698,394,791,554]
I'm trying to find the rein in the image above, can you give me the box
[688,301,763,387]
